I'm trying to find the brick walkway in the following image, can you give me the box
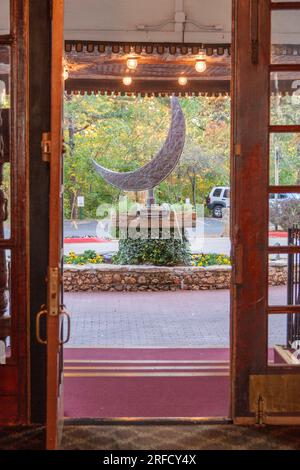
[64,287,286,348]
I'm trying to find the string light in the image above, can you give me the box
[195,59,207,73]
[195,51,207,73]
[127,57,138,70]
[123,76,133,86]
[178,76,188,86]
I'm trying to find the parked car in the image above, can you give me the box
[206,186,230,218]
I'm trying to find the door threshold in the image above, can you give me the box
[64,417,232,426]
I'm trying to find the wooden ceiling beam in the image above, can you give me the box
[65,78,230,96]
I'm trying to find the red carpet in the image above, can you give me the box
[64,348,230,418]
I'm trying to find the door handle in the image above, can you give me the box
[59,306,71,345]
[36,305,48,345]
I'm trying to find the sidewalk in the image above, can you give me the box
[65,287,286,348]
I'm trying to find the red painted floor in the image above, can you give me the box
[64,348,230,418]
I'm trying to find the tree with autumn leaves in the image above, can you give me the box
[63,94,230,219]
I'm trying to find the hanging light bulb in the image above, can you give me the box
[178,76,188,86]
[195,59,207,73]
[123,76,133,86]
[127,57,138,70]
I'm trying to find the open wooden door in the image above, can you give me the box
[232,0,300,424]
[46,0,66,449]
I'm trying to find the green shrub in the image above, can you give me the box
[113,231,192,266]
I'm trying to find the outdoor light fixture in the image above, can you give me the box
[195,51,207,73]
[178,76,188,86]
[127,57,138,70]
[195,59,207,73]
[123,76,133,86]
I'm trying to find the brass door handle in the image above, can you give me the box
[59,307,71,345]
[36,305,48,345]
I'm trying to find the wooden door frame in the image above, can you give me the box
[231,0,270,424]
[0,0,30,426]
[46,0,65,449]
[26,0,300,431]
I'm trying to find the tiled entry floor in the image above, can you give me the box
[64,287,286,348]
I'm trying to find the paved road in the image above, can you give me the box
[64,218,225,238]
[65,287,287,348]
[63,219,287,257]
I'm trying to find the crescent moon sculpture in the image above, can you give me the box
[92,97,186,191]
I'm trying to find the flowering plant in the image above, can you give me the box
[192,253,231,267]
[64,250,104,265]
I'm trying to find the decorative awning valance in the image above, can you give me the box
[64,41,300,97]
[64,41,231,57]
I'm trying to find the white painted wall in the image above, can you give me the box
[64,0,300,45]
[64,0,232,43]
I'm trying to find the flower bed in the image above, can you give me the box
[192,253,231,267]
[64,250,104,265]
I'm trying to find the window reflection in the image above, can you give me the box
[0,45,10,239]
[0,249,10,361]
[272,11,300,64]
[271,72,300,125]
[270,133,300,186]
[0,0,10,35]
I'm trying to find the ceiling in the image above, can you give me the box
[64,0,232,43]
[0,0,299,44]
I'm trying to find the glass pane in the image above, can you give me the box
[269,253,288,306]
[268,314,300,366]
[269,193,300,245]
[268,251,300,307]
[0,45,10,238]
[0,0,10,35]
[270,133,300,186]
[0,249,11,361]
[271,72,300,125]
[272,10,300,64]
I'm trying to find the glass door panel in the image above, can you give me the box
[268,1,300,373]
[0,0,10,35]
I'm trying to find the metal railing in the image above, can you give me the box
[287,226,300,348]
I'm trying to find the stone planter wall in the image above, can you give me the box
[63,261,287,292]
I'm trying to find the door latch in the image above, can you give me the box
[41,132,51,162]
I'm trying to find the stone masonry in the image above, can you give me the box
[63,261,287,292]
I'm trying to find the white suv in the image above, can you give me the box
[206,186,230,218]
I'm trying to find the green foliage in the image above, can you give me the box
[269,199,300,231]
[112,231,192,266]
[192,253,231,267]
[64,250,104,265]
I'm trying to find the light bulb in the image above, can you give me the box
[178,76,188,86]
[195,60,207,73]
[123,76,133,86]
[127,57,138,70]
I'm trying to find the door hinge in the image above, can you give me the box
[235,144,241,158]
[256,394,266,426]
[41,132,51,162]
[233,226,243,285]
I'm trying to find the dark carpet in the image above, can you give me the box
[61,425,300,450]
